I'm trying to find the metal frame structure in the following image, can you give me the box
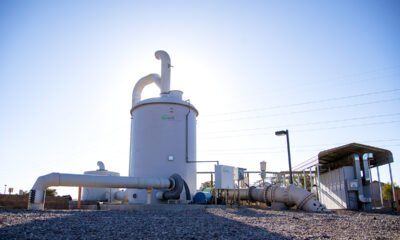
[292,143,396,209]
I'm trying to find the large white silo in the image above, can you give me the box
[127,51,198,204]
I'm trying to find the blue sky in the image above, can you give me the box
[1,0,399,197]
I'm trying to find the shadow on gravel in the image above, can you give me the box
[0,208,290,239]
[221,206,283,218]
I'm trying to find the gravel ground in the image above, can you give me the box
[0,206,399,239]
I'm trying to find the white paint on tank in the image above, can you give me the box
[128,90,198,204]
[81,168,120,202]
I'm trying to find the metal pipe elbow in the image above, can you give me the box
[32,172,60,191]
[131,73,161,107]
[287,185,328,212]
[155,50,171,64]
[29,172,60,210]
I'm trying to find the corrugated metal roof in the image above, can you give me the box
[293,143,394,172]
[317,142,393,173]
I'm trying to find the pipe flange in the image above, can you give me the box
[248,186,256,202]
[270,185,278,202]
[264,185,272,204]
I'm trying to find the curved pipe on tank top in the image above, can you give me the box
[131,73,162,107]
[97,161,106,171]
[155,50,171,93]
[131,50,171,107]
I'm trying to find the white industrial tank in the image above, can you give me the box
[81,161,120,202]
[128,90,198,204]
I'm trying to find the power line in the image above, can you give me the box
[198,143,400,165]
[200,144,399,156]
[199,119,400,138]
[295,120,400,132]
[202,65,400,117]
[201,97,400,122]
[291,67,400,92]
[202,112,400,134]
[199,139,400,153]
[203,88,400,117]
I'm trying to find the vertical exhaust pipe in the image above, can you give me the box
[131,50,172,107]
[155,50,171,93]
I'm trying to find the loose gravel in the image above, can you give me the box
[0,206,399,239]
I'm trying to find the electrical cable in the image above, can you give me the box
[202,112,400,134]
[204,88,400,117]
[200,120,400,139]
[201,97,400,122]
[200,139,400,153]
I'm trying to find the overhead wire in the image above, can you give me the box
[200,119,400,139]
[203,65,400,117]
[295,120,400,132]
[203,88,400,117]
[197,66,400,161]
[199,139,400,153]
[202,112,400,134]
[201,97,400,122]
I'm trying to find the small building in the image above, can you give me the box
[293,143,395,210]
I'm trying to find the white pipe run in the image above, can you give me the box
[225,184,328,212]
[28,172,171,210]
[132,73,162,107]
[131,50,172,107]
[154,50,171,93]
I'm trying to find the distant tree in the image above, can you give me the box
[200,181,213,191]
[18,189,57,196]
[382,182,399,200]
[46,188,58,197]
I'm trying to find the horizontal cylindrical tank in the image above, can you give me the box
[193,191,213,204]
[82,167,120,203]
[128,90,198,204]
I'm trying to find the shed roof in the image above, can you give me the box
[317,143,393,173]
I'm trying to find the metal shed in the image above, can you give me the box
[318,143,393,173]
[293,143,396,210]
